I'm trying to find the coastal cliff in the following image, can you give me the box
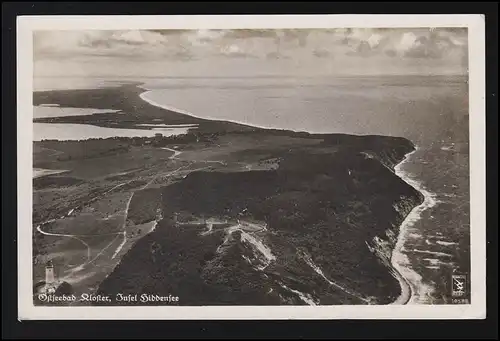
[95,131,423,306]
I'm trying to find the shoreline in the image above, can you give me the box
[390,147,439,304]
[138,89,343,134]
[137,87,407,137]
[139,90,282,131]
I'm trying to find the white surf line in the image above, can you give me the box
[300,252,371,304]
[423,258,454,267]
[435,240,458,246]
[410,249,453,258]
[388,263,412,305]
[440,193,458,198]
[408,232,422,239]
[430,234,448,240]
[391,147,439,305]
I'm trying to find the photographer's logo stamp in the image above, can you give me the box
[451,274,467,297]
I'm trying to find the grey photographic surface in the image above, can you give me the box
[18,15,486,319]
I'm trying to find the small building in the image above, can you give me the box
[152,133,164,146]
[33,260,73,298]
[45,259,55,285]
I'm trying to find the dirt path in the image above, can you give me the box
[35,146,229,280]
[36,225,92,262]
[112,148,189,259]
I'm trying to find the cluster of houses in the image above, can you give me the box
[128,131,221,147]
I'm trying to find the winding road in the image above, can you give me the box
[35,146,227,276]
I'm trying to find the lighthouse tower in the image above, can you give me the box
[45,260,55,285]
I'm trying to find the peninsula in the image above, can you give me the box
[32,84,424,306]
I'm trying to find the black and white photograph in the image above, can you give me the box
[16,15,486,319]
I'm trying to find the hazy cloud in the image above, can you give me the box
[33,28,468,76]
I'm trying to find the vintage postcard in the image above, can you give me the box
[17,15,486,319]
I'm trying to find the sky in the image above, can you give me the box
[33,28,468,78]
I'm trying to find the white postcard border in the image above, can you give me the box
[17,14,486,320]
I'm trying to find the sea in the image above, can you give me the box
[34,75,470,304]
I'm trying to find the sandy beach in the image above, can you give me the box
[391,148,439,304]
[139,90,292,132]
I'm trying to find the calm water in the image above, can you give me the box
[34,106,122,119]
[33,106,195,141]
[140,76,468,140]
[140,75,470,303]
[33,123,192,141]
